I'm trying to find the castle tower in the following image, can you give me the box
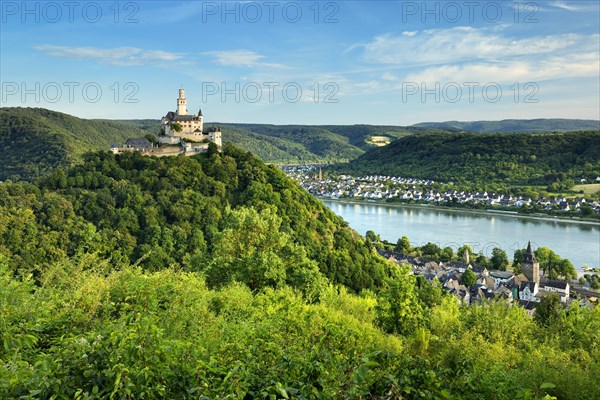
[521,241,540,284]
[177,87,187,115]
[197,109,204,133]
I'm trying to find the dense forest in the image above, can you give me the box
[335,131,600,187]
[219,123,443,155]
[413,119,600,133]
[2,108,453,182]
[0,145,388,293]
[1,146,599,399]
[119,120,449,163]
[0,108,149,181]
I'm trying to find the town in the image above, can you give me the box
[281,164,600,315]
[282,165,600,215]
[378,244,598,316]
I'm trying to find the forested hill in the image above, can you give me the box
[117,119,450,163]
[1,106,453,182]
[1,144,390,293]
[219,123,449,158]
[336,131,600,186]
[413,118,600,133]
[0,107,147,181]
[2,145,599,398]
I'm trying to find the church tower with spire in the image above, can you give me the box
[521,241,540,284]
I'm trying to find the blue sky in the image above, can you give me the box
[1,0,599,124]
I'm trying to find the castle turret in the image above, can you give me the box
[177,88,187,115]
[197,109,204,132]
[521,241,540,284]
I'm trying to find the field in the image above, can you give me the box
[573,183,600,195]
[367,135,392,146]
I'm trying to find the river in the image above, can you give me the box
[323,200,600,270]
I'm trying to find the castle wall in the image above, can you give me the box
[158,136,181,145]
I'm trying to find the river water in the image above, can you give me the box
[323,200,600,269]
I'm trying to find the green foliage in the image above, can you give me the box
[421,242,442,259]
[534,295,565,328]
[1,139,599,398]
[535,247,578,280]
[0,146,391,293]
[491,247,509,271]
[0,107,149,181]
[223,124,365,162]
[170,122,182,132]
[460,269,477,287]
[121,120,451,164]
[376,265,425,335]
[395,236,412,254]
[337,131,600,187]
[413,118,600,133]
[0,266,410,399]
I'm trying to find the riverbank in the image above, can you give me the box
[320,197,600,226]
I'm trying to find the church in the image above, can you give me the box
[516,241,570,303]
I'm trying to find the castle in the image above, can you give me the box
[159,88,222,149]
[111,88,221,156]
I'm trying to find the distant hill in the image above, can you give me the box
[118,120,449,163]
[2,107,452,181]
[0,108,148,181]
[413,119,600,133]
[336,131,600,186]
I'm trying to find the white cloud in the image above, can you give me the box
[203,50,287,69]
[34,45,183,66]
[359,27,593,66]
[549,1,581,12]
[404,53,600,85]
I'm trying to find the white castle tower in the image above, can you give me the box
[160,87,221,150]
[176,87,188,116]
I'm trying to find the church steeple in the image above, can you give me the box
[521,241,539,284]
[522,241,536,263]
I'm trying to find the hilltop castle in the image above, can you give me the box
[111,88,221,156]
[159,88,222,149]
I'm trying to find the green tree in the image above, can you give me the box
[580,203,594,216]
[170,122,182,133]
[375,266,424,335]
[512,248,526,272]
[461,269,477,287]
[534,295,564,328]
[208,206,322,295]
[421,242,441,259]
[440,246,454,262]
[475,253,491,268]
[144,133,158,146]
[395,236,412,254]
[490,247,509,271]
[535,247,577,280]
[365,230,379,242]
